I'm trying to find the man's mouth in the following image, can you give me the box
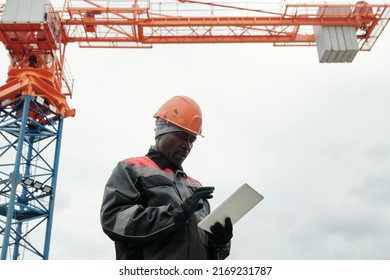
[179,152,187,160]
[177,149,188,160]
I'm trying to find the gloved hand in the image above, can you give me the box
[171,186,214,226]
[209,217,233,247]
[181,186,214,218]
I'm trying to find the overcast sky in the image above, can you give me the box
[1,0,390,260]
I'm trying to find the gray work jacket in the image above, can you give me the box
[100,148,230,260]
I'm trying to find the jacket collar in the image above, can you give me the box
[146,146,184,172]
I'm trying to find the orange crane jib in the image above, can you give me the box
[0,0,389,119]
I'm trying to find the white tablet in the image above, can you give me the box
[198,183,264,233]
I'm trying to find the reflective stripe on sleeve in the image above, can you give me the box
[113,205,138,235]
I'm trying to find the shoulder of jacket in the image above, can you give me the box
[121,156,155,167]
[185,175,203,187]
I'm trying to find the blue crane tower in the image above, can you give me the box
[0,0,75,259]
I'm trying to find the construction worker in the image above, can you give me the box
[100,96,233,260]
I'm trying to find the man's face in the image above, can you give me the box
[156,131,196,167]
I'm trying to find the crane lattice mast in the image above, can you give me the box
[0,0,389,259]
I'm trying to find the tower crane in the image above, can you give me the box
[0,0,389,259]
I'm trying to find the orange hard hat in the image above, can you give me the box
[153,96,203,136]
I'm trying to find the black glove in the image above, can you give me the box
[171,186,214,226]
[181,186,214,218]
[209,217,233,247]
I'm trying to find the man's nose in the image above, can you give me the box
[181,138,192,149]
